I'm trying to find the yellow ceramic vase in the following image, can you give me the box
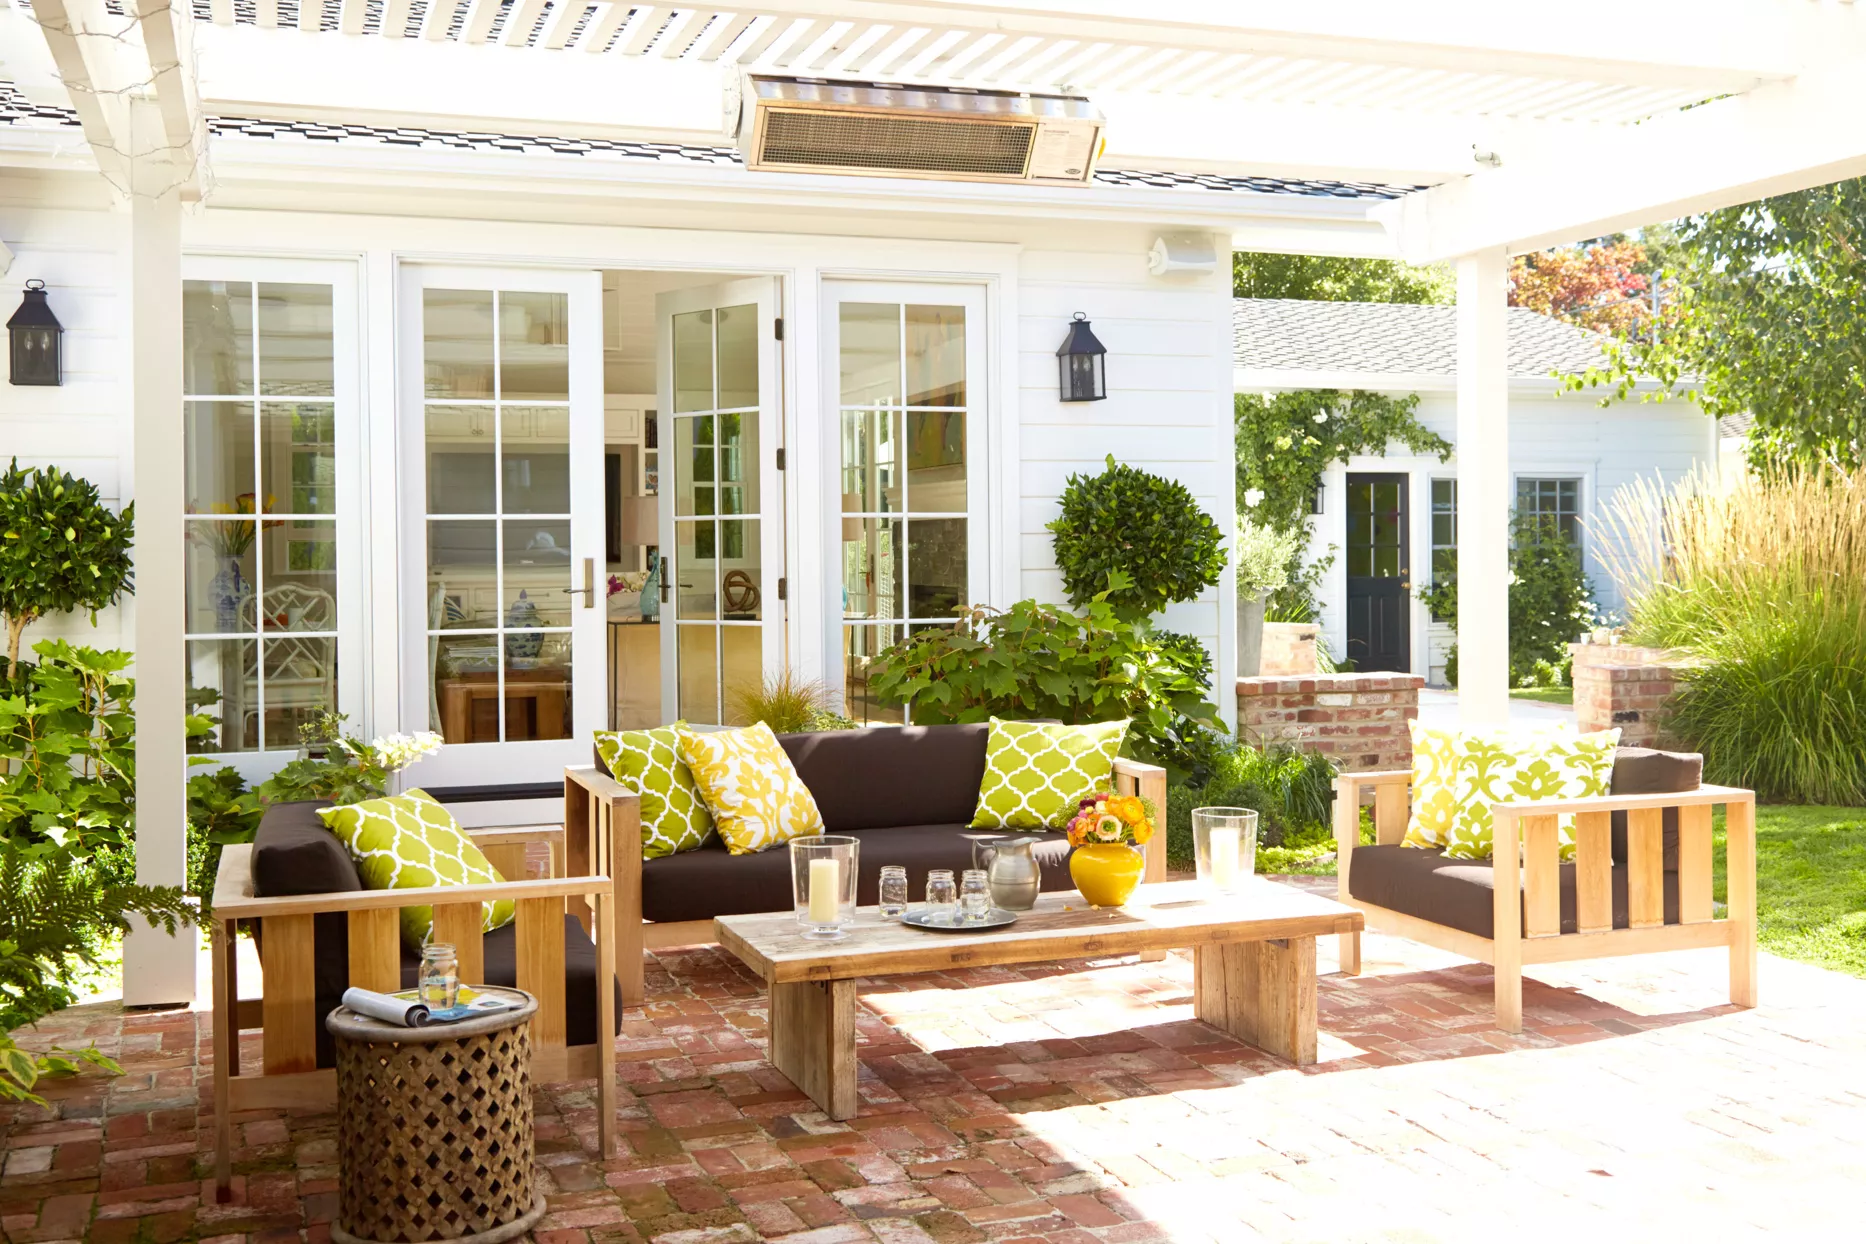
[1069,843,1145,907]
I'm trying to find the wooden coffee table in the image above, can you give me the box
[715,879,1363,1120]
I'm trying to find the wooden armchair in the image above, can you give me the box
[1333,769,1757,1032]
[564,754,1170,1005]
[208,821,621,1195]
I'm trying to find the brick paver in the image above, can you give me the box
[5,877,1864,1241]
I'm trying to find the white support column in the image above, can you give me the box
[121,187,193,1007]
[1455,248,1510,727]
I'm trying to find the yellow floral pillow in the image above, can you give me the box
[676,722,825,854]
[1402,722,1463,848]
[1443,727,1620,860]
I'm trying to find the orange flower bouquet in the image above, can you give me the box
[1065,792,1156,847]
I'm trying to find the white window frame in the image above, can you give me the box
[178,256,365,784]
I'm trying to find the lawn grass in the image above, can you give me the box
[1716,804,1866,979]
[1509,685,1574,706]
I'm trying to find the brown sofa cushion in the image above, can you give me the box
[251,798,355,894]
[640,823,1076,924]
[1347,844,1681,939]
[1610,747,1704,869]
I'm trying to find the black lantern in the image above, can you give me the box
[1055,311,1106,402]
[8,280,62,387]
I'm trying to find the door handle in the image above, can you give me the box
[658,555,670,604]
[561,557,595,608]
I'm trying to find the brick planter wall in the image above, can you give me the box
[1259,622,1319,675]
[1237,673,1424,772]
[1571,643,1700,748]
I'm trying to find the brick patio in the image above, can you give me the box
[5,876,1864,1243]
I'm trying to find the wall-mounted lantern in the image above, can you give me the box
[1055,311,1106,403]
[8,280,62,387]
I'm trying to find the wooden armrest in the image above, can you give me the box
[1111,756,1166,781]
[1491,784,1752,817]
[468,825,566,847]
[214,874,612,919]
[566,764,638,805]
[1341,769,1411,790]
[212,843,257,914]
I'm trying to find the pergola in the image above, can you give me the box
[9,0,1866,995]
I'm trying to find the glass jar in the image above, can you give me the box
[790,835,860,939]
[419,942,459,1010]
[878,865,909,919]
[1193,806,1260,895]
[960,869,993,923]
[925,869,958,926]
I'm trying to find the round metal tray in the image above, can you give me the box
[901,909,1019,933]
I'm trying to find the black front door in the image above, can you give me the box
[1345,473,1411,672]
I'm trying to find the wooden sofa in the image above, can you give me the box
[208,811,624,1195]
[565,722,1170,1007]
[1332,753,1757,1033]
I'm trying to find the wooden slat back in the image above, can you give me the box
[347,909,401,993]
[482,842,529,883]
[1573,811,1612,935]
[1374,783,1408,846]
[1677,802,1714,924]
[1625,806,1665,928]
[515,897,567,1049]
[260,913,317,1075]
[1521,814,1562,938]
[432,903,486,987]
[565,773,595,934]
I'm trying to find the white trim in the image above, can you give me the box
[1234,366,1686,397]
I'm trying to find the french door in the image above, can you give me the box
[400,266,605,785]
[655,279,785,727]
[1344,472,1411,673]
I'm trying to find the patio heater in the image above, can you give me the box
[1055,312,1106,402]
[7,280,62,386]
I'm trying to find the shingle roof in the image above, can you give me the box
[1234,298,1614,378]
[2,81,1412,200]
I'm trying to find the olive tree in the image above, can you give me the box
[0,461,135,680]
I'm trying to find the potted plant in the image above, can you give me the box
[0,460,134,681]
[1233,519,1300,678]
[1064,791,1158,907]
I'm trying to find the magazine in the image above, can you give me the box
[388,985,524,1024]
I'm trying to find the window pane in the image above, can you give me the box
[673,415,713,517]
[260,523,337,632]
[721,626,762,725]
[905,305,965,407]
[1347,546,1373,578]
[716,303,759,409]
[258,635,337,748]
[840,409,901,513]
[907,518,967,618]
[257,283,334,397]
[721,520,761,620]
[505,639,570,740]
[843,623,905,725]
[428,520,497,627]
[673,519,716,620]
[503,518,572,627]
[839,303,900,405]
[499,291,569,402]
[1373,503,1400,548]
[426,405,496,513]
[717,411,758,516]
[1374,546,1401,577]
[187,639,258,752]
[183,281,252,396]
[677,625,719,723]
[261,402,336,516]
[905,410,965,512]
[433,634,502,744]
[186,521,255,634]
[843,517,903,621]
[673,309,713,413]
[185,402,255,512]
[502,406,570,513]
[424,289,495,398]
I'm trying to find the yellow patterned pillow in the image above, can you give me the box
[318,789,515,951]
[1443,727,1620,860]
[1402,722,1463,848]
[676,722,825,854]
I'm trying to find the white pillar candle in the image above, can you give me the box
[808,858,841,925]
[1209,826,1240,889]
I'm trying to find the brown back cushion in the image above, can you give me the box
[1609,747,1704,869]
[777,724,989,832]
[252,799,357,895]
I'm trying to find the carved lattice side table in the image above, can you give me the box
[327,988,545,1244]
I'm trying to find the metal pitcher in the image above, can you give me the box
[972,836,1042,911]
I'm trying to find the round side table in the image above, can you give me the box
[327,988,545,1244]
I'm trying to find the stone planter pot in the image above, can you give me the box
[1236,595,1266,678]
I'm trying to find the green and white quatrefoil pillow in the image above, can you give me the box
[970,717,1129,831]
[593,724,715,859]
[1442,727,1621,861]
[319,789,515,951]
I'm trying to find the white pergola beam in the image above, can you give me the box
[1454,248,1511,726]
[1394,52,1866,260]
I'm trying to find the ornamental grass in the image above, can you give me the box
[1596,465,1866,803]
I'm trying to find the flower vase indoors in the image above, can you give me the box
[1064,791,1157,907]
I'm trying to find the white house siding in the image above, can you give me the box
[1306,388,1713,684]
[1015,234,1237,721]
[0,183,134,659]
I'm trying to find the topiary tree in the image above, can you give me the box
[1047,456,1226,620]
[0,461,134,680]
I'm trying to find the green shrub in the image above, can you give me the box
[1234,519,1302,603]
[1165,740,1337,869]
[0,640,136,854]
[1047,456,1226,620]
[0,460,134,678]
[729,668,857,734]
[866,583,1223,778]
[1419,513,1597,687]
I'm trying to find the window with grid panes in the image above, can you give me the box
[1515,477,1582,544]
[1429,478,1456,620]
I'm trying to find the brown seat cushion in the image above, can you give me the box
[1347,844,1681,939]
[640,823,1076,924]
[1610,747,1703,869]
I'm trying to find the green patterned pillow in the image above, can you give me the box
[318,789,515,951]
[970,718,1128,831]
[1442,727,1621,860]
[593,724,715,859]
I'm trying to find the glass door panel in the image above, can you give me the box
[656,279,782,727]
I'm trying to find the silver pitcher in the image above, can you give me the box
[972,836,1042,911]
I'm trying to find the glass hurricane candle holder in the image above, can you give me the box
[1193,807,1259,895]
[791,835,859,939]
